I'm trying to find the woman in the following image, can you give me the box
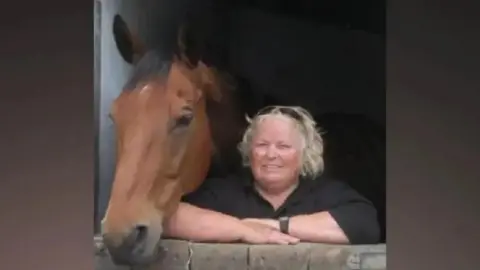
[163,105,380,245]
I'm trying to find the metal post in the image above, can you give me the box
[93,0,103,234]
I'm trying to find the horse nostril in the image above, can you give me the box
[102,225,153,265]
[175,114,194,127]
[134,225,148,246]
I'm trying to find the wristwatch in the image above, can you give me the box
[278,216,290,234]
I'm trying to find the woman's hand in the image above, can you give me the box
[239,219,299,245]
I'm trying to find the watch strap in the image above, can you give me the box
[279,216,290,234]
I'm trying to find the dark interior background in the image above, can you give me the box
[104,0,386,242]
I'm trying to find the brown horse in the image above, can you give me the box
[100,17,245,266]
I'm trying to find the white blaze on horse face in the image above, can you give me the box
[140,84,148,91]
[139,84,152,95]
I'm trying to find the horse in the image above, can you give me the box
[100,15,246,266]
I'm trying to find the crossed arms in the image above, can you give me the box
[163,181,380,245]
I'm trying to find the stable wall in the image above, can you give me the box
[94,236,387,270]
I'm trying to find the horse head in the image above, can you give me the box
[100,15,235,266]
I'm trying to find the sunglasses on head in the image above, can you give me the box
[256,106,303,122]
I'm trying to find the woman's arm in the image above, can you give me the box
[288,211,350,244]
[163,202,246,242]
[244,202,379,245]
[289,180,380,244]
[163,176,301,244]
[243,182,381,244]
[163,202,300,245]
[163,176,248,242]
[242,211,349,244]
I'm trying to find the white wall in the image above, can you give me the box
[95,0,130,228]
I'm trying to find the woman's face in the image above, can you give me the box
[250,116,302,190]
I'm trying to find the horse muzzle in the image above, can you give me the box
[102,224,165,266]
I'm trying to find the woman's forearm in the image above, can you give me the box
[289,212,350,244]
[163,202,246,242]
[243,212,349,244]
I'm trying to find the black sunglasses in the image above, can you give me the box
[256,106,303,122]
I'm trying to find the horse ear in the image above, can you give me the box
[175,23,193,65]
[112,14,147,65]
[196,61,222,102]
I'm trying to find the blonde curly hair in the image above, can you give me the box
[237,105,325,179]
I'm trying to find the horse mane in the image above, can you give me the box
[171,48,246,176]
[122,46,236,103]
[122,50,171,92]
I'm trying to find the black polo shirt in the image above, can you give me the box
[181,170,380,244]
